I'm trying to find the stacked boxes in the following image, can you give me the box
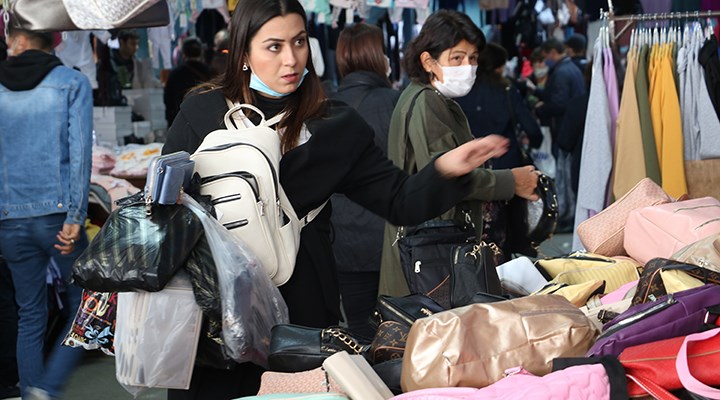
[124,88,167,132]
[93,106,133,148]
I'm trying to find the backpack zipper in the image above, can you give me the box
[598,294,677,339]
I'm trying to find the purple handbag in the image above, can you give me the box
[587,284,720,357]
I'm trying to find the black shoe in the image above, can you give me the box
[0,386,20,400]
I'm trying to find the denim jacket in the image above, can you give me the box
[0,65,93,225]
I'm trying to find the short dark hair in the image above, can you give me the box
[478,42,508,72]
[404,9,486,84]
[541,38,565,54]
[529,47,544,63]
[182,37,204,60]
[336,24,388,82]
[7,26,53,50]
[118,29,140,42]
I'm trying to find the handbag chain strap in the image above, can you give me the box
[2,0,10,38]
[322,328,366,354]
[465,241,502,259]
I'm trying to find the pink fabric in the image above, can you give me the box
[624,197,720,265]
[676,328,720,398]
[601,280,638,305]
[392,365,610,400]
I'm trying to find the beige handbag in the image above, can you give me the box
[576,178,673,256]
[400,295,599,392]
[257,367,345,395]
[672,233,720,273]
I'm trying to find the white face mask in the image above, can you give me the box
[534,65,549,78]
[384,55,392,78]
[5,37,15,58]
[432,64,477,98]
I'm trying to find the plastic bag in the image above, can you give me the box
[530,126,556,179]
[63,290,117,355]
[115,271,202,394]
[71,192,204,292]
[183,194,290,367]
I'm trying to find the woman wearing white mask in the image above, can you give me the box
[379,9,540,298]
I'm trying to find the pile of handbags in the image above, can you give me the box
[251,178,720,400]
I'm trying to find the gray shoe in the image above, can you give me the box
[23,387,50,400]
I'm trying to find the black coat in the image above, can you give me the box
[699,36,720,122]
[456,80,542,170]
[329,71,400,272]
[536,56,586,138]
[163,60,211,126]
[162,89,472,327]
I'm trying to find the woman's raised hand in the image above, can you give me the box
[434,134,509,178]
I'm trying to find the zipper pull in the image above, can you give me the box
[392,227,405,247]
[414,260,421,273]
[259,200,265,216]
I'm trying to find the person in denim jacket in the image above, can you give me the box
[0,27,92,400]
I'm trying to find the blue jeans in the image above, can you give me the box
[0,213,87,398]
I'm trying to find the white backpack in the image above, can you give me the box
[191,103,325,286]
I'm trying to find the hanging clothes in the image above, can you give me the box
[698,35,720,122]
[635,44,662,185]
[603,46,620,153]
[612,46,646,198]
[574,38,612,250]
[649,42,688,198]
[679,24,698,160]
[693,28,720,159]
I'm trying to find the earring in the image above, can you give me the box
[242,63,249,71]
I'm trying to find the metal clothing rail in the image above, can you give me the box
[600,7,720,43]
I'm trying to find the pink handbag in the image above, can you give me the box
[577,178,673,257]
[391,364,610,399]
[624,197,720,265]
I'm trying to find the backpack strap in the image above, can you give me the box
[300,200,329,228]
[225,99,325,227]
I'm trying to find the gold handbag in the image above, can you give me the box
[400,295,599,391]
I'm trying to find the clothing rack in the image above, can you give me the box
[600,8,720,43]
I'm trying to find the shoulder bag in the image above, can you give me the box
[395,89,499,309]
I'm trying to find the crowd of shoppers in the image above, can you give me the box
[0,1,597,398]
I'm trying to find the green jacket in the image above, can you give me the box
[379,82,516,297]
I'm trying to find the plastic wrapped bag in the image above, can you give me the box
[63,290,117,355]
[71,192,204,292]
[115,271,202,394]
[183,194,290,367]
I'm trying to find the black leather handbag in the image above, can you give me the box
[450,241,504,308]
[267,324,370,373]
[71,192,204,292]
[369,293,445,330]
[397,220,475,308]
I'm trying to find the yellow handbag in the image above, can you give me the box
[536,253,641,293]
[532,280,606,307]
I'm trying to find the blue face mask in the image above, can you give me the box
[544,59,556,69]
[249,68,309,97]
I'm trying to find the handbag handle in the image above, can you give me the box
[676,327,720,398]
[625,374,679,400]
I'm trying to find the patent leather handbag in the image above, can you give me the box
[620,327,720,399]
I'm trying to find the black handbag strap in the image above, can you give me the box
[347,86,374,110]
[504,85,534,165]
